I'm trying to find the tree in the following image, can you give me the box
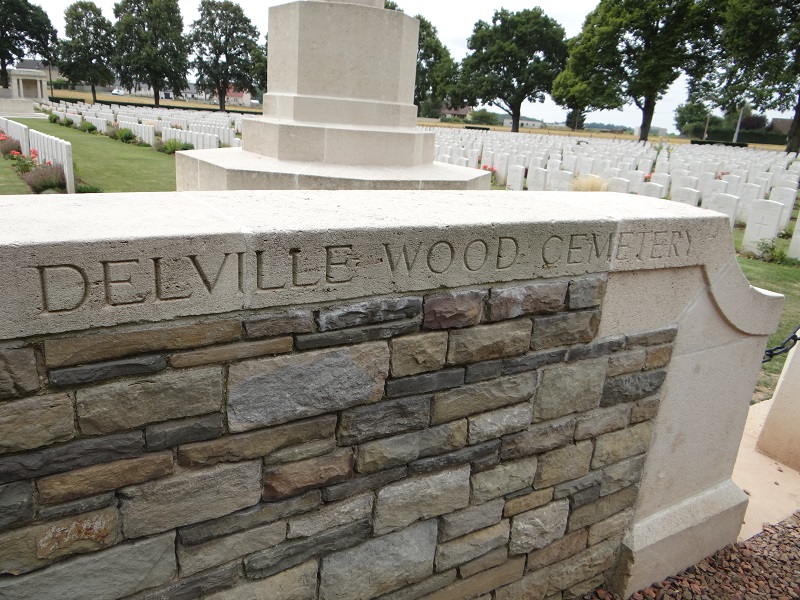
[384,3,456,118]
[467,108,498,126]
[250,36,267,99]
[459,8,567,132]
[565,109,586,131]
[0,0,57,88]
[190,0,259,111]
[113,0,188,107]
[58,1,114,104]
[712,0,799,151]
[674,101,716,134]
[563,0,711,141]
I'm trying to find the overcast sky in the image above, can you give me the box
[32,0,793,133]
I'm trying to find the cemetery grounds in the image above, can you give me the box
[1,119,797,399]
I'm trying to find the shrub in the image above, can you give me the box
[22,164,66,193]
[154,140,167,153]
[0,137,22,158]
[180,142,194,151]
[48,113,60,124]
[80,121,97,133]
[163,139,193,154]
[117,128,137,144]
[756,238,800,266]
[76,184,103,193]
[63,118,74,128]
[10,149,38,174]
[107,125,120,140]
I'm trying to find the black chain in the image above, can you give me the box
[763,324,800,363]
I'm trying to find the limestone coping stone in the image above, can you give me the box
[0,191,782,340]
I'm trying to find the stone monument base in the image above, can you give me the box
[176,148,491,191]
[0,98,35,116]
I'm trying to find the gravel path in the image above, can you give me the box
[582,511,800,600]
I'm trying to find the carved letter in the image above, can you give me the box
[592,233,613,261]
[542,236,563,266]
[427,241,455,274]
[37,265,89,314]
[464,240,489,272]
[383,243,423,275]
[290,249,321,288]
[568,234,588,265]
[256,251,286,291]
[102,259,146,306]
[326,245,354,284]
[497,237,518,270]
[152,257,193,302]
[189,254,236,294]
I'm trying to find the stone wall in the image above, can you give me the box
[0,275,673,599]
[0,190,783,599]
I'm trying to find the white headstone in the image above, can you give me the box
[671,187,701,207]
[703,193,739,229]
[506,165,525,191]
[546,159,562,172]
[547,170,574,192]
[674,175,699,190]
[495,153,510,186]
[650,173,671,198]
[737,183,762,222]
[467,149,480,169]
[768,187,797,230]
[639,182,664,198]
[742,200,784,255]
[607,177,632,194]
[481,151,494,169]
[527,167,547,191]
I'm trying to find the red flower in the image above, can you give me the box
[10,150,20,156]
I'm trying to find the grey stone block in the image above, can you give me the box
[408,440,500,474]
[228,342,389,431]
[601,370,667,407]
[244,309,315,338]
[245,520,371,579]
[146,413,225,451]
[0,431,143,484]
[323,466,407,502]
[531,310,600,350]
[566,336,625,362]
[38,492,116,521]
[465,360,503,383]
[0,481,34,530]
[179,491,321,546]
[0,533,176,600]
[296,319,421,350]
[534,359,607,421]
[48,355,167,387]
[488,281,568,321]
[317,297,422,331]
[500,416,576,460]
[510,499,569,554]
[128,561,239,600]
[320,521,437,599]
[357,421,467,474]
[385,368,464,398]
[567,275,607,310]
[502,348,567,374]
[440,498,505,542]
[626,325,678,347]
[0,347,39,400]
[338,395,430,445]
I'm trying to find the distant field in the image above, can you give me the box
[49,89,262,114]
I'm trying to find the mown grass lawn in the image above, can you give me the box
[731,225,800,398]
[12,118,176,193]
[0,156,32,195]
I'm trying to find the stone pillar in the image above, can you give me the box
[757,347,800,471]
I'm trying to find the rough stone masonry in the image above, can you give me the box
[0,190,782,599]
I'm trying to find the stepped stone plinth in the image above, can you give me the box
[177,0,489,191]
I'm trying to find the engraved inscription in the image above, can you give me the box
[615,229,692,262]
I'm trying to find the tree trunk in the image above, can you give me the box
[0,60,9,89]
[218,93,226,112]
[638,94,657,142]
[91,84,97,105]
[511,103,521,133]
[785,92,800,154]
[153,84,161,108]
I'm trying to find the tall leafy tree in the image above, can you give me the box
[250,36,267,100]
[712,0,800,152]
[191,0,259,112]
[459,8,567,132]
[562,0,711,141]
[58,1,114,104]
[0,0,57,88]
[113,0,188,107]
[384,2,456,118]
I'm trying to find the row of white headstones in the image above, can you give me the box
[433,130,800,259]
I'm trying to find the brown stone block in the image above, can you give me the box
[263,449,354,500]
[244,310,315,338]
[170,337,293,368]
[0,394,74,455]
[390,332,448,377]
[0,347,39,400]
[488,281,568,321]
[447,320,532,365]
[526,528,588,572]
[422,556,525,600]
[531,310,600,351]
[424,290,487,329]
[179,415,336,467]
[45,320,242,367]
[37,452,174,504]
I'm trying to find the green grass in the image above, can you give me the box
[11,119,176,193]
[730,223,800,400]
[0,157,32,195]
